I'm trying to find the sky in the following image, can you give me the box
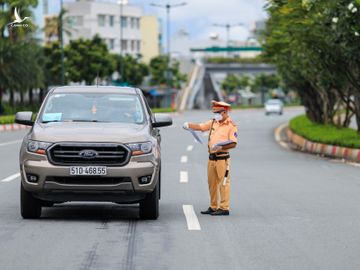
[50,0,268,42]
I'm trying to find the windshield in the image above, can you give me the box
[266,100,282,105]
[40,93,145,124]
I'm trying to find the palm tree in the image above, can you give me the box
[43,8,76,45]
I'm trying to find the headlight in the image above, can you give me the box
[27,140,52,155]
[126,142,152,156]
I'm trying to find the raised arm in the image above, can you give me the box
[183,120,212,132]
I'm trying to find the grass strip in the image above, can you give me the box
[289,115,360,149]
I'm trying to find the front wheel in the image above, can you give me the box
[21,183,42,219]
[139,181,159,220]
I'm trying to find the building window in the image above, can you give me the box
[98,14,106,27]
[136,40,140,52]
[121,40,128,51]
[131,40,135,51]
[130,17,136,28]
[121,16,127,28]
[109,39,115,50]
[109,15,114,27]
[136,18,140,29]
[67,16,83,27]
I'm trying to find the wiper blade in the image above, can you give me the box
[71,120,99,122]
[41,120,62,123]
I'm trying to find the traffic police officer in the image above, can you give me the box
[183,100,238,216]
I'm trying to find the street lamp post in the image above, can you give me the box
[118,0,128,85]
[60,0,64,85]
[150,2,187,107]
[213,23,243,55]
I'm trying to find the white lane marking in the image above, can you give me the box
[183,205,201,231]
[180,171,188,183]
[0,139,22,147]
[181,155,188,163]
[1,172,20,183]
[186,145,193,151]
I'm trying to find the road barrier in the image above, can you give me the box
[0,123,30,132]
[287,127,360,163]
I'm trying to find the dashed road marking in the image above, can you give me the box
[0,139,22,147]
[1,172,20,183]
[183,205,201,231]
[181,155,188,163]
[186,145,193,151]
[180,171,188,183]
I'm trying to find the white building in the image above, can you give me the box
[64,0,142,57]
[32,0,49,44]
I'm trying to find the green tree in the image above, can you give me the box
[252,74,280,93]
[263,0,360,127]
[0,39,43,107]
[66,35,115,84]
[149,55,186,89]
[221,74,241,93]
[113,54,148,86]
[43,41,63,87]
[43,8,76,44]
[221,74,253,94]
[0,0,38,41]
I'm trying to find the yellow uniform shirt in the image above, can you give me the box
[199,117,238,153]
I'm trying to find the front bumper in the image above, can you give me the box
[20,153,159,198]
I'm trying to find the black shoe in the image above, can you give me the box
[210,209,230,216]
[200,207,216,215]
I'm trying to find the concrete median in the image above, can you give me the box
[285,126,360,163]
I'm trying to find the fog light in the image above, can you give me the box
[26,174,39,183]
[138,175,152,185]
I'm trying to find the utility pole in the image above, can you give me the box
[213,23,243,55]
[60,0,64,85]
[118,0,128,85]
[150,2,187,107]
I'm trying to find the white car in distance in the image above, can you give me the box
[265,99,284,115]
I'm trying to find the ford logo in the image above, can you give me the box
[79,150,98,159]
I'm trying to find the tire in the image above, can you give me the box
[21,183,42,219]
[139,180,159,220]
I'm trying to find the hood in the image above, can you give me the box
[30,122,150,143]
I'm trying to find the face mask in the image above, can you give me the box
[213,113,223,121]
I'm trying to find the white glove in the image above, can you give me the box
[211,145,222,152]
[183,122,189,130]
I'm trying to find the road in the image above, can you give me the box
[1,108,360,270]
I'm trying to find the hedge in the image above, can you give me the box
[289,115,360,149]
[0,115,16,125]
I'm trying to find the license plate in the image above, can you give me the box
[70,166,107,176]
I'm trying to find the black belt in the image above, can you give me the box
[209,153,230,161]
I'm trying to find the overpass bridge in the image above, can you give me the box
[178,60,277,110]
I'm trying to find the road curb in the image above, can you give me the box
[279,123,360,163]
[0,123,30,132]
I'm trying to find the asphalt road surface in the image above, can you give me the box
[1,108,360,270]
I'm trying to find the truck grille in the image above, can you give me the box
[48,143,130,166]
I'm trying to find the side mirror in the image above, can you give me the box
[15,111,34,126]
[152,113,173,128]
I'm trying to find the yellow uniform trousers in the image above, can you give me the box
[207,158,230,211]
